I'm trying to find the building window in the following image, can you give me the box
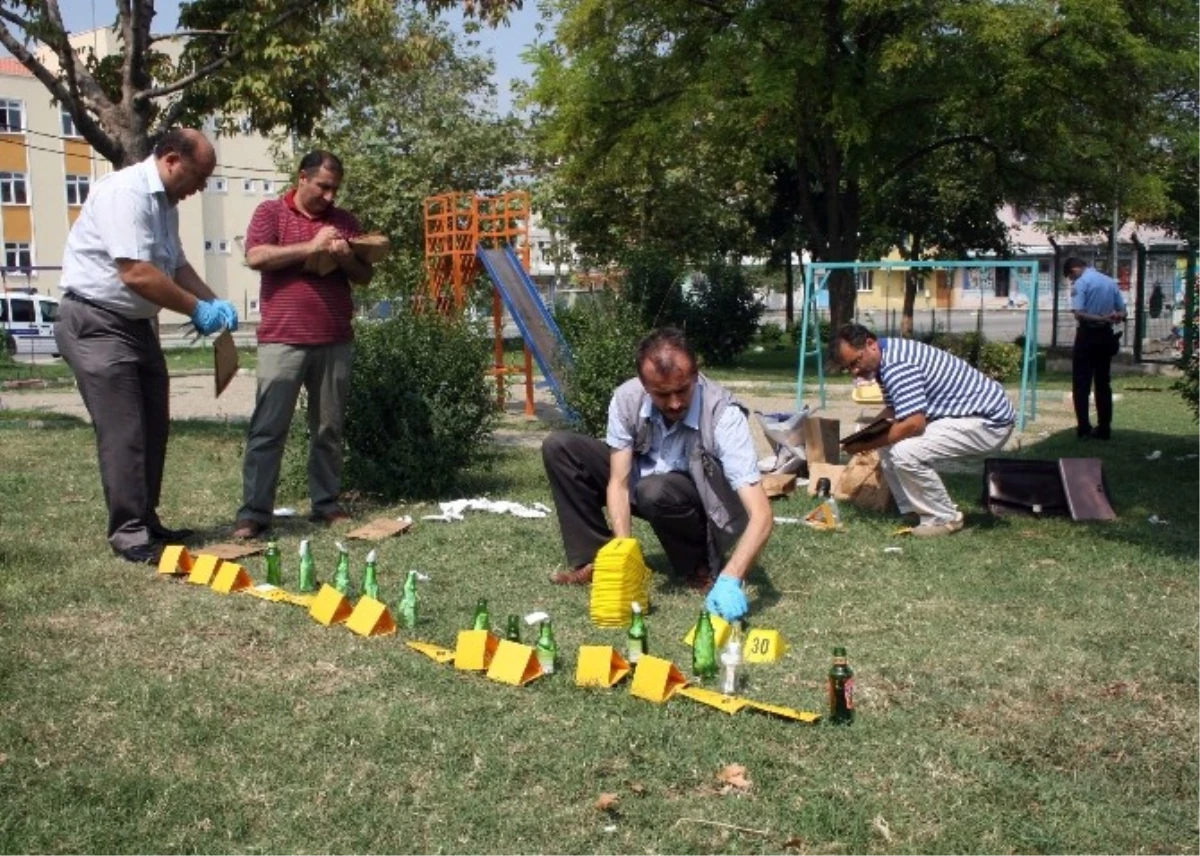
[65,174,90,205]
[4,242,32,270]
[60,107,80,138]
[204,240,214,253]
[207,176,227,193]
[0,99,24,133]
[217,240,230,254]
[855,271,873,293]
[259,179,272,194]
[0,172,29,204]
[243,178,255,194]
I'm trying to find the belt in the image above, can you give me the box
[62,291,150,323]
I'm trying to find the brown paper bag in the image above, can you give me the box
[839,451,892,512]
[802,417,841,465]
[806,462,846,496]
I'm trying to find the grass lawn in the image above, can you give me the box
[0,379,1196,853]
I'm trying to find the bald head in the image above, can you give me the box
[154,128,215,204]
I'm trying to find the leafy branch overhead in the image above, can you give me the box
[0,0,524,167]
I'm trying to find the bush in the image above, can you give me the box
[342,312,495,500]
[1176,348,1199,421]
[757,322,786,349]
[977,341,1023,383]
[683,260,764,365]
[556,293,648,437]
[924,331,984,365]
[790,318,833,350]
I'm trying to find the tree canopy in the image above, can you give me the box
[527,0,1198,327]
[0,0,523,166]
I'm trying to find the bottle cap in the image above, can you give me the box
[366,548,377,563]
[816,477,832,496]
[832,645,847,656]
[631,601,642,614]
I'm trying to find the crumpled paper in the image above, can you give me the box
[422,497,551,522]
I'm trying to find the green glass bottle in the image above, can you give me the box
[362,549,379,600]
[691,610,717,680]
[297,539,317,593]
[472,598,490,631]
[627,601,648,665]
[828,646,855,725]
[399,570,419,629]
[535,620,558,675]
[505,614,522,643]
[333,542,351,595]
[264,538,282,586]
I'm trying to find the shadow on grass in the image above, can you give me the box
[0,410,88,429]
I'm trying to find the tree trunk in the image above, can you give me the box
[783,251,794,330]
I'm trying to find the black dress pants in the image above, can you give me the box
[1072,325,1117,435]
[541,430,707,575]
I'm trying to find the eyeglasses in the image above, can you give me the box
[841,349,868,373]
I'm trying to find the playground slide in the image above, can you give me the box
[475,247,577,420]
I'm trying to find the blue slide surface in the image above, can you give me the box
[476,246,576,421]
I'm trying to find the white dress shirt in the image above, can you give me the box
[60,156,187,319]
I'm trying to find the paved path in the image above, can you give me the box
[2,369,1074,457]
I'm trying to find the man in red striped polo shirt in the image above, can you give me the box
[233,151,373,539]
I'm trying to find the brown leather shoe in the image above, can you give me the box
[310,508,351,525]
[550,563,594,585]
[684,566,713,592]
[233,519,266,540]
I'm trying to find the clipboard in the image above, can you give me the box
[213,329,239,397]
[839,414,892,447]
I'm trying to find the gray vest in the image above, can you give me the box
[612,374,750,572]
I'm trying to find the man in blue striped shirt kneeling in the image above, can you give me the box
[831,324,1016,537]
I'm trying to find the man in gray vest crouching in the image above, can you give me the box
[541,328,773,621]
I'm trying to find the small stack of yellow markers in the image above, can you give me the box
[589,537,652,627]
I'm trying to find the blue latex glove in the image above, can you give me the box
[213,299,239,332]
[705,574,748,622]
[190,300,224,335]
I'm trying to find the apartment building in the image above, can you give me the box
[0,29,291,325]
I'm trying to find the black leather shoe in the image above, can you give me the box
[1091,427,1111,440]
[114,543,164,565]
[151,524,195,541]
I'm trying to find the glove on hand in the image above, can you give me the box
[213,300,239,332]
[190,300,224,335]
[705,574,748,622]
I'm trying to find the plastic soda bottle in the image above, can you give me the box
[297,539,317,593]
[264,538,282,586]
[691,610,717,680]
[828,646,855,725]
[362,550,379,600]
[472,598,490,631]
[505,614,522,643]
[333,542,351,595]
[719,621,744,695]
[627,601,648,664]
[535,620,558,674]
[399,570,420,629]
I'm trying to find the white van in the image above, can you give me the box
[1,290,60,357]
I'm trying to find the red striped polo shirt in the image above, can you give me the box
[245,190,363,345]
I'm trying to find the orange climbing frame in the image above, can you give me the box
[423,190,535,415]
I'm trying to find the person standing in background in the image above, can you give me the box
[1064,257,1126,440]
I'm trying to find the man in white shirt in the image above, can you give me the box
[55,128,238,564]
